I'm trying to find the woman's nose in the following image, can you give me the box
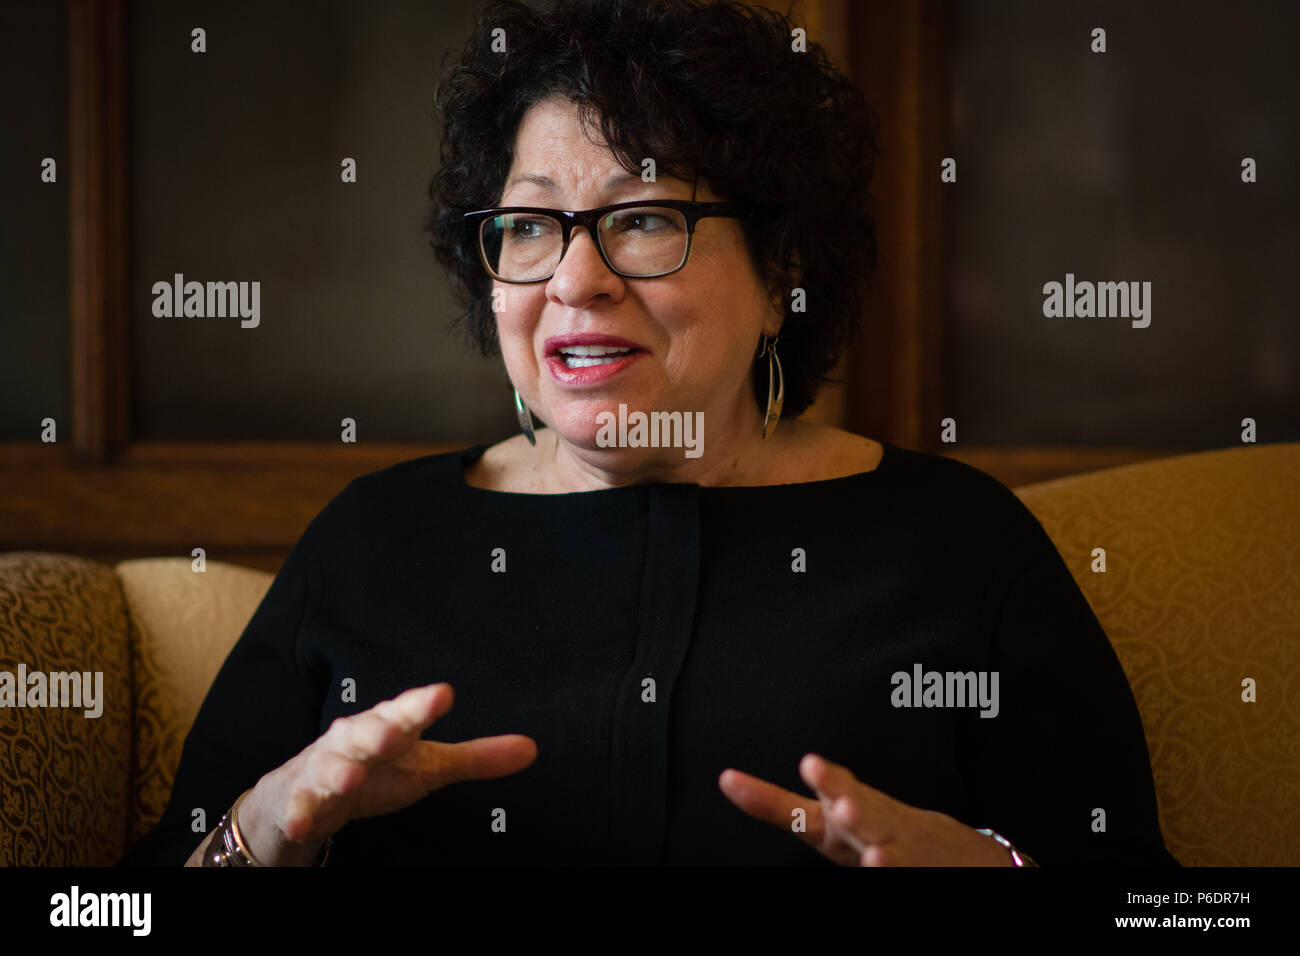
[547,226,623,302]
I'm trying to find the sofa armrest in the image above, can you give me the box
[0,552,133,866]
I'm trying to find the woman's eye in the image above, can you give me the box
[616,212,670,232]
[511,217,552,240]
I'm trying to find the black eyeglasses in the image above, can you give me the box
[463,199,750,282]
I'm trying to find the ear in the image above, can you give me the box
[767,249,802,303]
[764,250,800,336]
[761,285,785,339]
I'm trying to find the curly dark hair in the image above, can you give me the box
[425,0,879,418]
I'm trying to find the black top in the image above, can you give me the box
[119,440,1179,866]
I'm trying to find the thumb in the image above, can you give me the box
[424,734,538,789]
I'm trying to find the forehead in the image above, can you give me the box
[514,96,600,152]
[505,95,697,199]
[507,97,623,185]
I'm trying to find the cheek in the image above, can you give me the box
[656,323,756,414]
[493,287,543,358]
[658,281,761,382]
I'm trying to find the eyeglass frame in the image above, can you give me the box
[462,199,752,283]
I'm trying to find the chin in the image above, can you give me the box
[546,405,618,452]
[545,395,649,440]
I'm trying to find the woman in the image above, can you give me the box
[120,0,1177,867]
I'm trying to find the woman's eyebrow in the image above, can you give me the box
[502,169,688,203]
[506,169,638,191]
[504,172,557,193]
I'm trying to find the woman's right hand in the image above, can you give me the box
[235,683,537,865]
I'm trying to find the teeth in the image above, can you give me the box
[563,354,628,368]
[556,344,636,369]
[558,345,632,356]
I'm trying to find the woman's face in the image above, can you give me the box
[494,95,781,470]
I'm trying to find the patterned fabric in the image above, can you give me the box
[116,558,273,845]
[1016,443,1300,866]
[0,552,133,866]
[0,443,1295,865]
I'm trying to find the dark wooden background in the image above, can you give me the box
[0,0,1209,572]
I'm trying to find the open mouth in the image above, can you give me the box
[554,345,642,369]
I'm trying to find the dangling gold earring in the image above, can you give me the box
[758,334,784,438]
[513,388,537,446]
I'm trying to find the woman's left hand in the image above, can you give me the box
[718,753,1013,866]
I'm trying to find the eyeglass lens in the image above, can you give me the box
[480,206,690,280]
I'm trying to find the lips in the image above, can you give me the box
[544,333,646,385]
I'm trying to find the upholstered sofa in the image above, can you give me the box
[1,443,1296,866]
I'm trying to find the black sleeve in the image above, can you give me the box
[116,522,328,866]
[955,504,1180,866]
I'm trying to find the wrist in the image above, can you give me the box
[238,785,328,867]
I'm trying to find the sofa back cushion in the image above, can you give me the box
[1015,442,1300,866]
[115,558,272,844]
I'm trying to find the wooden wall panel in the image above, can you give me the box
[68,0,129,464]
[0,0,1194,578]
[842,0,947,449]
[0,443,455,571]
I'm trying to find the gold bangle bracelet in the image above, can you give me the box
[228,788,265,866]
[202,787,333,867]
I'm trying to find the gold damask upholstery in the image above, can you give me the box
[0,443,1296,865]
[0,555,271,867]
[1014,443,1300,866]
[0,553,133,866]
[116,559,277,846]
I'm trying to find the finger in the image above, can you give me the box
[423,734,538,788]
[801,752,895,808]
[800,754,894,846]
[798,753,861,801]
[825,795,871,854]
[332,709,417,764]
[860,843,896,867]
[370,683,454,734]
[717,768,824,845]
[719,768,861,866]
[329,684,453,764]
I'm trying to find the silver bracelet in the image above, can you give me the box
[976,828,1038,867]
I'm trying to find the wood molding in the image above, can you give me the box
[842,0,948,447]
[68,0,130,464]
[0,442,462,568]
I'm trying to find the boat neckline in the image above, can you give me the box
[452,439,897,498]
